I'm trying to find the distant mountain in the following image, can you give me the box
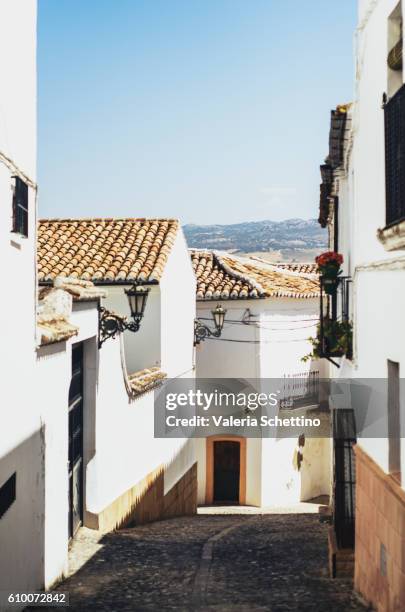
[183,218,327,262]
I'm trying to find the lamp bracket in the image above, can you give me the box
[98,306,141,348]
[194,319,221,346]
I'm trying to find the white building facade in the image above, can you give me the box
[191,251,331,509]
[0,0,40,598]
[319,1,405,607]
[35,219,198,589]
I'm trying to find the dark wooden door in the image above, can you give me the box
[213,441,240,503]
[68,343,84,538]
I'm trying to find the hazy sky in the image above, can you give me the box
[38,0,356,224]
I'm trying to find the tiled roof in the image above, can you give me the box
[265,261,318,275]
[128,367,167,396]
[37,318,79,346]
[37,283,79,345]
[38,218,179,283]
[192,250,265,300]
[39,277,108,302]
[191,250,320,300]
[37,277,106,345]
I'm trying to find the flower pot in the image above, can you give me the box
[322,277,338,295]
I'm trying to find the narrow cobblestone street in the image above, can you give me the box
[30,510,369,612]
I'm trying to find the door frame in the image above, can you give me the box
[205,435,246,505]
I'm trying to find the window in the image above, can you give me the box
[12,176,29,237]
[384,84,405,227]
[0,472,16,519]
[388,360,401,480]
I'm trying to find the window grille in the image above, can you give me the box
[333,409,356,549]
[384,84,405,226]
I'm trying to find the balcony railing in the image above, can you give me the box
[280,371,320,410]
[319,276,352,365]
[384,84,405,227]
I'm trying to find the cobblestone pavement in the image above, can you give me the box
[28,513,369,612]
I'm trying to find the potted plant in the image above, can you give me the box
[315,251,344,295]
[302,319,353,362]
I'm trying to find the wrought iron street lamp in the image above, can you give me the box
[99,284,150,348]
[194,304,227,345]
[125,284,149,325]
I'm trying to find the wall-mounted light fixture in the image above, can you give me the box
[194,304,227,345]
[99,284,150,348]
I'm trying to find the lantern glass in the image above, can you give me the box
[125,285,149,320]
[212,304,226,331]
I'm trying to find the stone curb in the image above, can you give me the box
[192,519,251,609]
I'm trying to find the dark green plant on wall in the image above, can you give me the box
[302,319,353,362]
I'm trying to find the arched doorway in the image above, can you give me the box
[205,436,246,505]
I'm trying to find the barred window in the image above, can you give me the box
[12,176,29,237]
[384,84,405,227]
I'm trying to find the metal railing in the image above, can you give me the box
[280,371,320,410]
[319,276,352,365]
[333,409,356,549]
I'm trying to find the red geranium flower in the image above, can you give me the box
[315,251,343,268]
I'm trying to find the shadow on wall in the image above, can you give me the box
[85,446,198,533]
[126,461,198,528]
[0,426,46,594]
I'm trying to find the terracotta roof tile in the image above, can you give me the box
[37,277,107,345]
[37,319,79,346]
[249,257,318,275]
[38,218,179,283]
[37,285,79,345]
[128,367,167,396]
[53,277,108,301]
[191,250,264,300]
[191,250,320,300]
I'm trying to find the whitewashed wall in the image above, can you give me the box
[258,297,325,378]
[88,331,195,513]
[196,297,323,380]
[353,0,401,266]
[261,436,331,506]
[36,344,71,588]
[195,296,329,506]
[196,301,261,379]
[104,285,161,375]
[0,0,39,599]
[33,299,195,589]
[160,229,196,378]
[33,304,99,589]
[92,227,197,508]
[330,0,405,481]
